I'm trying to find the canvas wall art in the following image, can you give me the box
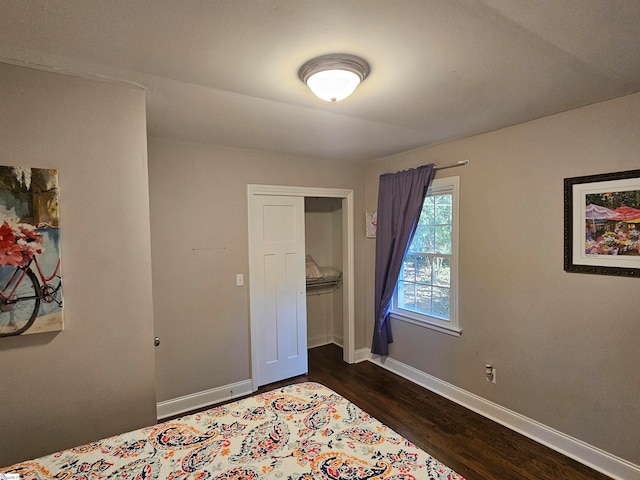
[0,166,63,337]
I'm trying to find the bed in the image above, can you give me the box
[1,382,465,479]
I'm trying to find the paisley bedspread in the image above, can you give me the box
[1,382,465,479]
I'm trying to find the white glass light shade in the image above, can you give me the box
[306,69,361,102]
[298,54,370,103]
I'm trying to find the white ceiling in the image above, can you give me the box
[1,0,639,161]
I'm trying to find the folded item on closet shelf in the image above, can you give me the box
[305,254,324,279]
[319,266,341,280]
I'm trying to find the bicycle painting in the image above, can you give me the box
[0,166,63,338]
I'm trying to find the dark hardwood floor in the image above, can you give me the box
[259,344,612,480]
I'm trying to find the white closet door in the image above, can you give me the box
[249,194,307,387]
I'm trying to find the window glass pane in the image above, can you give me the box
[410,226,435,254]
[416,284,432,312]
[415,255,432,283]
[398,280,416,309]
[435,195,452,224]
[409,228,424,253]
[433,257,450,287]
[432,286,450,318]
[401,256,416,282]
[399,255,451,320]
[423,225,436,253]
[419,196,436,225]
[435,225,452,254]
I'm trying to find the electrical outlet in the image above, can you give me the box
[486,367,496,384]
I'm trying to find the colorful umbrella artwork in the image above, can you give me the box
[584,204,640,255]
[612,205,640,222]
[584,203,617,219]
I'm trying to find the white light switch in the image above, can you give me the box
[236,274,244,286]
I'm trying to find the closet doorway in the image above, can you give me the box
[305,197,344,350]
[248,185,354,390]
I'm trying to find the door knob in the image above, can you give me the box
[154,336,160,347]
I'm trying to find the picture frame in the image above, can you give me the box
[564,168,640,277]
[366,211,377,238]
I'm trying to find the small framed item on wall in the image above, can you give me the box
[0,166,64,337]
[564,168,640,277]
[366,211,377,238]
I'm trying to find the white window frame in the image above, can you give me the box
[390,176,461,337]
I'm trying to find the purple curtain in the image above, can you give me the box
[372,164,436,356]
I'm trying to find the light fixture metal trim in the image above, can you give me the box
[298,53,370,84]
[298,53,370,102]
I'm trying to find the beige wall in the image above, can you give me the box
[364,92,640,464]
[0,63,156,466]
[148,138,366,403]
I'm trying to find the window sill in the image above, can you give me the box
[390,311,462,337]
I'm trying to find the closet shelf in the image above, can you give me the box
[306,276,343,296]
[305,256,343,296]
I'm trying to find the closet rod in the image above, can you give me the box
[434,159,469,171]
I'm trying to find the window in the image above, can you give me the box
[391,176,460,336]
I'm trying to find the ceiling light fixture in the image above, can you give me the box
[298,53,370,102]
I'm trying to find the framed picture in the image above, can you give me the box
[564,169,640,277]
[366,211,377,238]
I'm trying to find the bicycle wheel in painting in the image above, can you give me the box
[0,266,41,337]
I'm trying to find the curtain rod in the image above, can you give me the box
[434,159,469,171]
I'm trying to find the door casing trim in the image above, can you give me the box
[247,184,355,391]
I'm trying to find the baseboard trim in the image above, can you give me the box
[354,347,372,363]
[308,334,333,349]
[308,336,344,350]
[156,379,253,420]
[366,353,639,480]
